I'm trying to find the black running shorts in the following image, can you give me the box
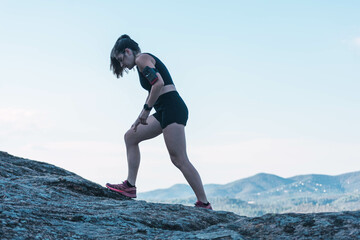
[152,91,188,129]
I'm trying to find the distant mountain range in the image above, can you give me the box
[138,171,360,217]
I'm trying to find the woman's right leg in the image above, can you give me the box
[124,115,162,186]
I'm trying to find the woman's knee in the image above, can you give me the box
[124,130,138,146]
[171,158,182,169]
[170,153,188,169]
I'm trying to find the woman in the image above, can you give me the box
[106,34,212,210]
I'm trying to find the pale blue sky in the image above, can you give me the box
[1,1,359,192]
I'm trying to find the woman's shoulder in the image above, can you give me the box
[136,53,157,69]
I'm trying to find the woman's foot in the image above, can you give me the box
[195,201,213,210]
[106,180,137,198]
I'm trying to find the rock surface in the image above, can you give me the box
[1,151,360,239]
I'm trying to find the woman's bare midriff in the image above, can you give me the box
[159,84,176,96]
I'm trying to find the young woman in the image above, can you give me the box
[106,34,212,210]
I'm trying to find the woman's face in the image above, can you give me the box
[116,48,136,70]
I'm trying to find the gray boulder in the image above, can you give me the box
[1,151,359,239]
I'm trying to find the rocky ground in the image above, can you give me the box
[1,151,359,239]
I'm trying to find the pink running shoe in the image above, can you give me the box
[106,180,137,198]
[195,201,213,210]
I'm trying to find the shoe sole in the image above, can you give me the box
[106,184,136,198]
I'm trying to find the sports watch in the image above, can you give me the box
[143,104,152,111]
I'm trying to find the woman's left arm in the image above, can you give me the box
[144,72,164,108]
[133,54,164,131]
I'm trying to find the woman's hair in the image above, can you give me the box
[110,34,141,78]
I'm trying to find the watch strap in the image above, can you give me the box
[143,104,152,111]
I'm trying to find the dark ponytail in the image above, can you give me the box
[110,34,141,78]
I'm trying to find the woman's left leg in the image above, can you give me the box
[163,123,208,203]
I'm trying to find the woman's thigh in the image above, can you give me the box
[162,123,187,157]
[125,115,163,145]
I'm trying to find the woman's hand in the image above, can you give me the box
[132,109,150,132]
